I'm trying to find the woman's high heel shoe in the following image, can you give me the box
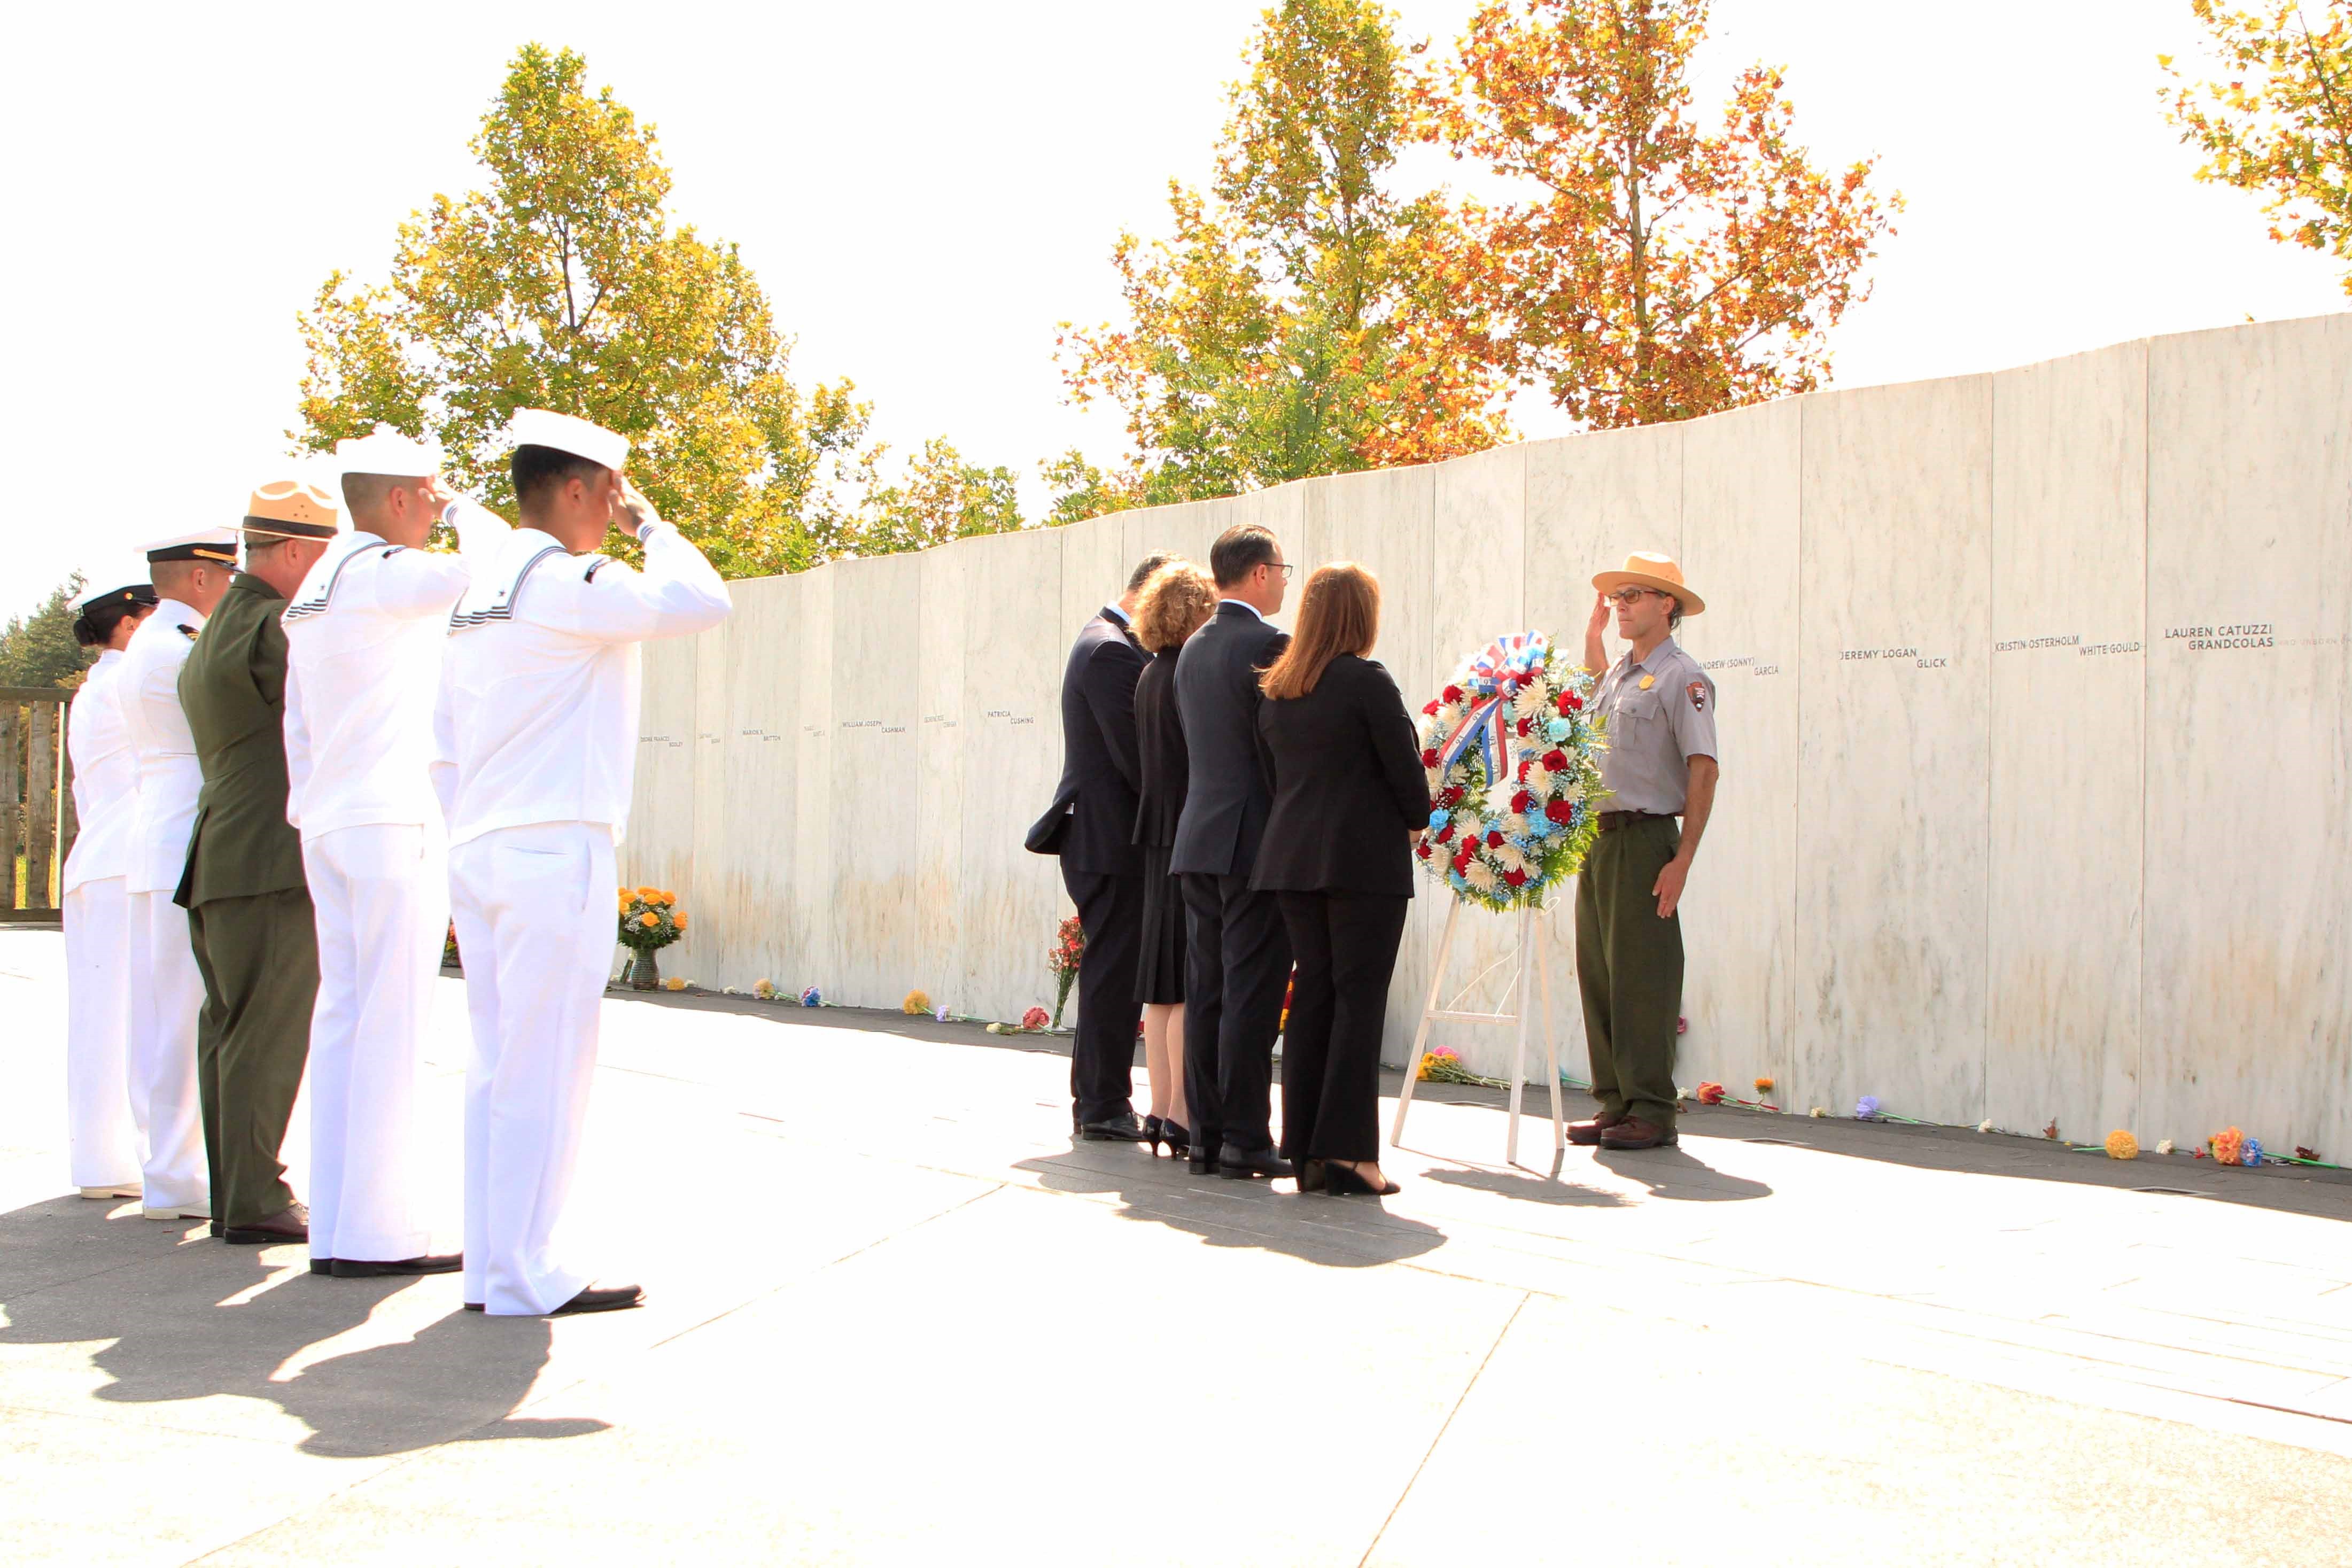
[1324,1160,1401,1197]
[1160,1120,1191,1159]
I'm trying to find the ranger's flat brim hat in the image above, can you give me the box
[1593,550,1704,616]
[141,527,240,565]
[244,478,341,541]
[508,407,628,472]
[335,425,446,478]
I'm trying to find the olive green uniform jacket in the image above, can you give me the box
[175,572,317,1227]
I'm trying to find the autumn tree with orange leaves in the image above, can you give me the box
[1426,0,1900,429]
[1058,0,1513,507]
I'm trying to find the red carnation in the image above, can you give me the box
[1415,841,1432,860]
[1541,748,1569,771]
[1420,747,1439,767]
[1503,868,1527,888]
[1422,700,1440,716]
[1515,718,1531,737]
[1440,785,1464,807]
[1568,693,1583,711]
[1435,824,1454,843]
[1516,759,1532,781]
[1510,790,1531,814]
[1545,799,1573,824]
[1485,830,1503,848]
[1441,685,1463,704]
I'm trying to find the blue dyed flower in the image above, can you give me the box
[1429,808,1450,829]
[799,987,822,1007]
[1856,1096,1881,1120]
[2242,1138,2264,1168]
[1546,718,1570,742]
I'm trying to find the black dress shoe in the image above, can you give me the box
[330,1253,463,1278]
[1078,1114,1153,1143]
[1187,1139,1222,1176]
[308,1259,335,1276]
[549,1282,645,1316]
[1218,1147,1294,1181]
[463,1303,484,1313]
[209,1221,224,1238]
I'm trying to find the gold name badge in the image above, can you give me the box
[1638,674,1655,690]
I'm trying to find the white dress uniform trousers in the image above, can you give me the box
[118,601,212,1212]
[284,521,496,1263]
[61,650,143,1191]
[442,519,729,1314]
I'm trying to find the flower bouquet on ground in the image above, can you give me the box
[618,886,687,991]
[1049,915,1084,1028]
[443,920,461,971]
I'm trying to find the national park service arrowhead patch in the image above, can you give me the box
[1687,680,1706,711]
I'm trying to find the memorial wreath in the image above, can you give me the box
[1416,631,1608,911]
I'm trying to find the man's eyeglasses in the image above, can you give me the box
[1604,587,1662,606]
[1268,561,1294,580]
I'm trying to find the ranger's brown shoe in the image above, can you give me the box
[1567,1112,1628,1146]
[1597,1117,1676,1150]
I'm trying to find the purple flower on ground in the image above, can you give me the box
[1855,1096,1881,1120]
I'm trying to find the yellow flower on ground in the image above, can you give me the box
[754,979,775,998]
[638,912,659,929]
[1753,1077,1775,1094]
[2105,1130,2138,1160]
[903,989,933,1015]
[663,976,685,992]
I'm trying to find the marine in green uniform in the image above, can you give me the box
[1570,552,1720,1151]
[175,479,338,1244]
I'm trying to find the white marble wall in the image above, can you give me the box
[625,311,2352,1151]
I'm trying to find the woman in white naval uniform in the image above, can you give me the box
[440,409,729,1317]
[283,426,506,1279]
[118,529,239,1223]
[60,575,158,1198]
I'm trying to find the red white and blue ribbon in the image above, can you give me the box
[1433,631,1549,787]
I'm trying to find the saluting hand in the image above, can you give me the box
[1586,592,1612,640]
[615,476,661,537]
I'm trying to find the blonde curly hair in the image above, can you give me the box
[1132,559,1218,654]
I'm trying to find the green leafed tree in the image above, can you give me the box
[861,438,1024,555]
[1058,0,1513,509]
[293,44,882,574]
[2162,1,2352,294]
[0,577,93,691]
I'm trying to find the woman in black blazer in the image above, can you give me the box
[1252,562,1426,1196]
[1131,561,1220,1157]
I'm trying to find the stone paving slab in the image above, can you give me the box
[6,928,2352,1565]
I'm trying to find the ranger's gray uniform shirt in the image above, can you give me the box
[1594,635,1718,813]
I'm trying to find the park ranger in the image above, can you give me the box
[441,408,729,1316]
[1572,552,1720,1152]
[60,572,158,1200]
[282,426,503,1279]
[176,482,335,1246]
[120,527,238,1224]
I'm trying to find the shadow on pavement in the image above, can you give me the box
[1415,1163,1633,1207]
[0,1194,607,1458]
[1591,1144,1773,1201]
[1015,1148,1448,1268]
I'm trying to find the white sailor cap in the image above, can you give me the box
[507,407,628,472]
[334,424,446,479]
[139,527,241,566]
[73,566,158,612]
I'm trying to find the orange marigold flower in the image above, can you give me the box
[2210,1126,2245,1166]
[1753,1077,1775,1094]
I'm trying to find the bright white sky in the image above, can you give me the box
[3,1,2342,620]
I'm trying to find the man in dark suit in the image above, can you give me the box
[1030,554,1173,1141]
[1171,524,1294,1179]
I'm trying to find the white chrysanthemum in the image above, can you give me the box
[1464,859,1497,891]
[1552,773,1581,804]
[1437,703,1463,728]
[1495,843,1526,874]
[1512,685,1547,720]
[1504,812,1530,837]
[1454,808,1483,836]
[1524,765,1551,798]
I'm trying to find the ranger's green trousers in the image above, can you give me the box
[1574,816,1683,1130]
[188,888,318,1228]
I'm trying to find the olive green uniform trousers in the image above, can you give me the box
[188,887,318,1228]
[1574,816,1683,1131]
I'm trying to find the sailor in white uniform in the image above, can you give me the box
[61,573,159,1199]
[119,528,238,1223]
[283,426,506,1278]
[440,409,730,1316]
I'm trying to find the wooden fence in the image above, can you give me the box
[3,687,73,922]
